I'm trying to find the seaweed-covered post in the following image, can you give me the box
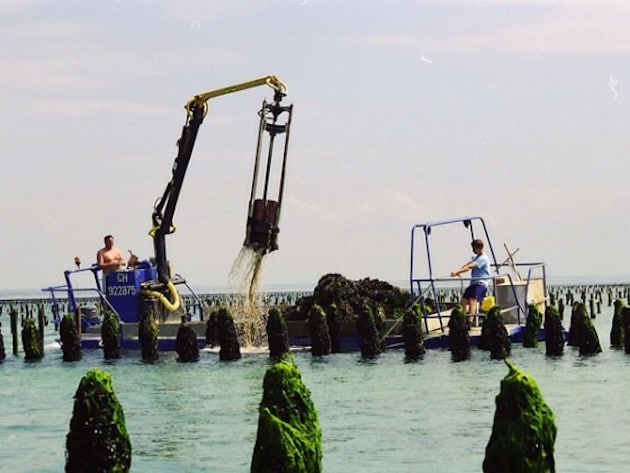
[37,304,46,349]
[622,307,630,355]
[251,359,322,473]
[10,307,18,356]
[205,309,218,347]
[402,303,425,361]
[60,314,82,362]
[523,305,543,348]
[22,317,43,361]
[217,307,242,361]
[484,306,511,360]
[308,304,331,357]
[610,299,625,349]
[447,304,470,362]
[0,321,5,361]
[567,302,581,347]
[66,369,132,472]
[544,305,565,357]
[266,307,289,359]
[139,294,159,362]
[176,320,200,362]
[101,312,121,360]
[356,303,381,359]
[574,302,602,356]
[326,303,342,353]
[589,297,596,319]
[483,360,556,473]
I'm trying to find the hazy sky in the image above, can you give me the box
[2,1,629,291]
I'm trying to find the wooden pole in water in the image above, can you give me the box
[623,307,630,355]
[10,308,18,356]
[37,306,45,351]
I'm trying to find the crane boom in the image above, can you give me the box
[150,75,289,287]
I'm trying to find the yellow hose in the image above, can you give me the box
[141,280,181,312]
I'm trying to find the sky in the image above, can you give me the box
[2,0,630,291]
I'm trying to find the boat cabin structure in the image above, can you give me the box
[409,216,548,345]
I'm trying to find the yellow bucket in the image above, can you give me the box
[481,296,495,313]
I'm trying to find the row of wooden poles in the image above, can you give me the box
[2,284,630,363]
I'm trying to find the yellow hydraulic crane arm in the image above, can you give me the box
[146,75,289,312]
[185,75,288,118]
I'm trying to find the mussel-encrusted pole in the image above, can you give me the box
[523,305,543,348]
[101,312,121,360]
[139,295,159,362]
[308,304,331,357]
[610,299,625,349]
[567,302,581,347]
[37,304,46,349]
[623,307,630,355]
[66,369,132,473]
[0,322,6,361]
[266,307,289,359]
[574,302,602,356]
[60,314,82,362]
[402,303,425,361]
[205,309,219,347]
[448,304,470,362]
[176,321,199,362]
[10,307,18,356]
[217,307,241,361]
[356,303,381,359]
[483,360,556,473]
[22,317,43,361]
[251,359,322,473]
[544,305,565,357]
[484,306,511,360]
[326,303,342,353]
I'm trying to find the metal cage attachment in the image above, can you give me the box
[244,95,293,254]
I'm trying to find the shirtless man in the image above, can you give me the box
[96,235,126,275]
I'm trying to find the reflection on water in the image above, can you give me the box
[0,306,629,472]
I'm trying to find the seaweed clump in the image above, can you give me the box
[543,305,565,357]
[402,303,425,361]
[447,304,470,362]
[66,369,132,473]
[176,322,199,362]
[251,359,322,473]
[283,274,408,351]
[483,360,556,473]
[60,314,82,362]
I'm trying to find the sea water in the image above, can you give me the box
[1,302,630,472]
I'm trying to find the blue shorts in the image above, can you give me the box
[463,283,487,301]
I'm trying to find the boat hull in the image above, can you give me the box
[73,319,546,352]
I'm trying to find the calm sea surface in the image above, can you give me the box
[1,299,630,472]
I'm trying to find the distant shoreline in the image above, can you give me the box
[2,275,630,303]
